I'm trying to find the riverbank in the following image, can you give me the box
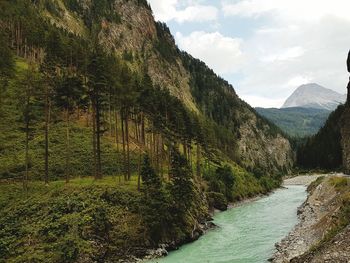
[283,174,327,186]
[271,174,350,263]
[144,184,307,263]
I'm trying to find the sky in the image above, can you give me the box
[147,0,350,108]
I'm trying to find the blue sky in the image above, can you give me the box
[148,0,350,108]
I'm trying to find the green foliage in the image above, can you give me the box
[307,176,325,192]
[256,107,331,137]
[207,192,228,211]
[154,22,179,64]
[208,165,235,202]
[140,155,169,243]
[170,148,195,215]
[0,180,147,262]
[297,105,344,169]
[329,176,348,190]
[122,50,134,62]
[0,33,14,80]
[180,51,284,163]
[0,2,291,261]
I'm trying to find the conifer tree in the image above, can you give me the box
[140,155,168,242]
[16,64,42,191]
[170,147,195,217]
[54,73,85,182]
[0,32,14,112]
[87,46,109,179]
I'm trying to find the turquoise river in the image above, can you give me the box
[148,185,307,263]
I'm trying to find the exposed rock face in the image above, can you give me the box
[41,0,294,174]
[282,83,346,111]
[341,50,350,174]
[238,112,293,174]
[272,176,350,263]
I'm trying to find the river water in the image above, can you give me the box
[149,185,307,263]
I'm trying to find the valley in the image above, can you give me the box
[0,0,350,263]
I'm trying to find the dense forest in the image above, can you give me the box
[296,105,345,170]
[256,107,331,138]
[0,0,291,262]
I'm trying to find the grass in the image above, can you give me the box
[0,175,146,263]
[307,177,350,254]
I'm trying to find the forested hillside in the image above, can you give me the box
[297,105,345,170]
[256,107,331,137]
[0,0,293,262]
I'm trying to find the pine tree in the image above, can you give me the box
[16,64,42,191]
[87,46,109,179]
[0,32,14,114]
[170,147,195,216]
[140,155,168,243]
[54,73,85,182]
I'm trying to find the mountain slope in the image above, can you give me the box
[35,0,293,174]
[256,107,331,137]
[0,1,295,262]
[297,105,344,169]
[282,83,346,110]
[108,1,294,173]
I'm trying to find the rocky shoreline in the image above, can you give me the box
[271,174,350,263]
[136,191,271,262]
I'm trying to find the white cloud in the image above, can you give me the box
[221,0,350,107]
[286,76,311,88]
[222,0,350,22]
[148,0,350,107]
[176,31,244,74]
[174,5,218,23]
[147,0,218,23]
[241,95,285,108]
[261,46,305,62]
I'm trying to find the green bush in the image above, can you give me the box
[207,192,227,211]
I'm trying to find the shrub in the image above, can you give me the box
[207,192,228,211]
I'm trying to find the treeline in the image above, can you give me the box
[297,105,345,170]
[0,0,234,190]
[181,51,284,162]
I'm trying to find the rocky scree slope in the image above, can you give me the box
[282,83,346,111]
[272,176,350,263]
[46,0,293,174]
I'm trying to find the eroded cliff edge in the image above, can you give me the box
[271,175,350,263]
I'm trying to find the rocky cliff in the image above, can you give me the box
[17,0,293,174]
[272,175,350,263]
[341,51,350,174]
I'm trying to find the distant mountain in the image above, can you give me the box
[256,107,331,137]
[282,83,346,110]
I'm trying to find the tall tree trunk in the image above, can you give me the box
[137,144,142,191]
[168,143,171,181]
[136,114,141,191]
[121,110,127,181]
[155,133,159,173]
[141,112,145,144]
[125,109,131,181]
[96,97,102,179]
[196,144,201,179]
[160,135,163,179]
[135,113,139,143]
[24,103,29,193]
[108,91,112,137]
[44,86,49,185]
[115,109,119,149]
[92,101,97,179]
[65,109,70,183]
[183,143,187,159]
